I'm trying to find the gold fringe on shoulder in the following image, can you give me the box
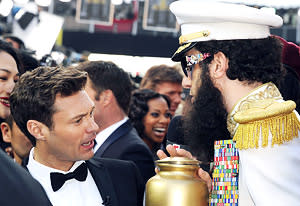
[233,112,300,149]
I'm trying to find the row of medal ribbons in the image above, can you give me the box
[210,140,239,206]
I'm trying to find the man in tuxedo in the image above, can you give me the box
[76,61,155,185]
[10,66,144,206]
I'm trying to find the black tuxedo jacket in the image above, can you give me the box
[23,156,144,206]
[87,157,144,206]
[93,120,155,185]
[0,150,52,206]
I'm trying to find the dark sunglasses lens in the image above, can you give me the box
[181,60,188,77]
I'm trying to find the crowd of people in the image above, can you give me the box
[0,0,300,206]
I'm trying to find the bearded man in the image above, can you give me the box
[158,1,300,205]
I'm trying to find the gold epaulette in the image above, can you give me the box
[232,100,300,150]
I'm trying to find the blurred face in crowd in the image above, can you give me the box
[155,82,182,116]
[5,38,21,50]
[1,120,32,164]
[0,51,19,119]
[36,91,99,170]
[142,97,171,148]
[84,77,102,133]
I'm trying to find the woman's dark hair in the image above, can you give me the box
[3,35,25,50]
[129,89,170,138]
[194,36,284,86]
[0,40,23,74]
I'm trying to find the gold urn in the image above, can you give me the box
[145,157,209,206]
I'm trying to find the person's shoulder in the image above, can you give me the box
[0,150,52,205]
[233,99,296,123]
[113,127,149,148]
[233,99,300,149]
[121,130,154,155]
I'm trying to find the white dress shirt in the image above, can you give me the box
[27,148,103,206]
[94,117,128,152]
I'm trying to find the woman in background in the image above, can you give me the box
[0,40,23,153]
[129,89,171,159]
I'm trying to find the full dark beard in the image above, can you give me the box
[183,64,230,162]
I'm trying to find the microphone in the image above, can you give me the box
[102,196,111,206]
[166,116,190,150]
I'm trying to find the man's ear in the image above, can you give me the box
[100,89,114,106]
[1,122,12,143]
[210,51,229,79]
[27,120,48,141]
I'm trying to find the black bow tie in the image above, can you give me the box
[50,162,88,192]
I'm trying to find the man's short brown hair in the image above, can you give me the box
[140,64,182,90]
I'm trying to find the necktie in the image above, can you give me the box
[50,162,88,192]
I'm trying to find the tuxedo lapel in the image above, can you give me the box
[87,159,118,206]
[95,120,132,157]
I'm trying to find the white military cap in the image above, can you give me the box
[170,0,283,61]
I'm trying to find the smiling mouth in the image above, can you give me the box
[153,128,166,134]
[0,98,10,107]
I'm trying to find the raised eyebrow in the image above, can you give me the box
[71,106,95,121]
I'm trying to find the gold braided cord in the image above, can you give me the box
[234,100,296,123]
[233,112,300,150]
[254,121,260,147]
[179,30,210,44]
[227,83,283,137]
[174,42,192,55]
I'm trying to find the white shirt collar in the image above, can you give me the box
[27,148,103,206]
[94,117,128,152]
[27,148,85,191]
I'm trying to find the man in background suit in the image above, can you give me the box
[10,66,144,206]
[76,61,155,185]
[140,64,183,116]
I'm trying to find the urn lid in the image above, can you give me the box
[156,157,200,166]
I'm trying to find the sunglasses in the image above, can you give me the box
[181,53,211,77]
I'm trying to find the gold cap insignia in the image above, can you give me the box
[175,42,192,55]
[179,30,210,44]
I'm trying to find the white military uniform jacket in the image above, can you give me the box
[227,82,300,206]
